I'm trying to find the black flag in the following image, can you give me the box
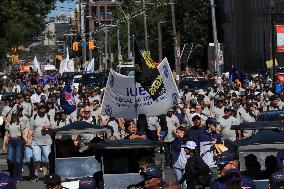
[134,41,164,100]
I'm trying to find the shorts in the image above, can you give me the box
[32,143,51,163]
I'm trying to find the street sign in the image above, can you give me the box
[180,43,193,64]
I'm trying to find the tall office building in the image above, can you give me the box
[217,0,284,72]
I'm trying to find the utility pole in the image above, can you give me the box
[117,22,122,64]
[79,0,86,67]
[158,21,166,63]
[104,27,108,70]
[170,0,181,82]
[210,0,221,88]
[127,15,131,60]
[142,0,148,51]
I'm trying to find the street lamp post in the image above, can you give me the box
[79,0,86,67]
[117,21,122,64]
[142,0,148,51]
[170,0,181,82]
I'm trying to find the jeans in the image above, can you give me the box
[25,146,34,177]
[32,143,51,163]
[173,167,187,188]
[7,139,24,182]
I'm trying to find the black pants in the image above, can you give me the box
[164,142,172,166]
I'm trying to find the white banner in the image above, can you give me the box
[101,57,179,119]
[86,58,94,73]
[32,56,42,76]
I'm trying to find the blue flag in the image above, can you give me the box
[60,83,77,114]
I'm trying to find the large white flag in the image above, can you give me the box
[32,56,42,76]
[68,59,75,72]
[101,58,179,119]
[59,59,65,75]
[86,58,94,72]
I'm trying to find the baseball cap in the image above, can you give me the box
[79,177,96,189]
[216,151,238,167]
[192,114,201,121]
[206,117,219,126]
[144,165,163,181]
[43,174,61,187]
[181,141,197,149]
[270,171,284,186]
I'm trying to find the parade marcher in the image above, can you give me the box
[27,103,56,181]
[43,174,62,189]
[164,109,180,167]
[124,120,147,139]
[210,152,256,189]
[1,96,17,137]
[0,172,17,189]
[187,114,205,146]
[3,112,25,183]
[179,141,211,189]
[267,95,281,111]
[171,127,190,188]
[147,116,161,141]
[199,117,222,181]
[143,165,166,189]
[217,107,238,141]
[30,86,47,107]
[107,117,121,139]
[269,171,284,189]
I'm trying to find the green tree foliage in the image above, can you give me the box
[0,0,63,59]
[111,0,212,69]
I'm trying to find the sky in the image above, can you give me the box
[47,0,76,19]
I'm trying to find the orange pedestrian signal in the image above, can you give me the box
[11,55,19,64]
[73,42,79,51]
[89,40,95,49]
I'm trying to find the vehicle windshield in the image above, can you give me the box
[120,67,134,76]
[179,79,211,89]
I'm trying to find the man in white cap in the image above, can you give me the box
[179,141,211,189]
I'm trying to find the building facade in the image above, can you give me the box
[218,0,284,72]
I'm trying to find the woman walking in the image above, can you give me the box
[3,111,25,183]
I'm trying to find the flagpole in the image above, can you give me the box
[133,35,138,121]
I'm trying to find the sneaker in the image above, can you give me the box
[30,176,39,183]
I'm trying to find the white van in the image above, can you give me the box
[117,62,134,76]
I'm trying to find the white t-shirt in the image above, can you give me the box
[147,116,159,131]
[218,116,238,141]
[173,148,190,169]
[164,115,179,142]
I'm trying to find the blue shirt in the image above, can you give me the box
[210,175,256,189]
[0,172,17,189]
[187,126,205,145]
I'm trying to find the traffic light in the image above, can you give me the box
[89,40,95,49]
[11,54,19,64]
[73,42,79,51]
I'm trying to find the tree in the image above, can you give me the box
[110,0,212,70]
[0,0,64,60]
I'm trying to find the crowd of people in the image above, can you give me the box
[0,69,283,189]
